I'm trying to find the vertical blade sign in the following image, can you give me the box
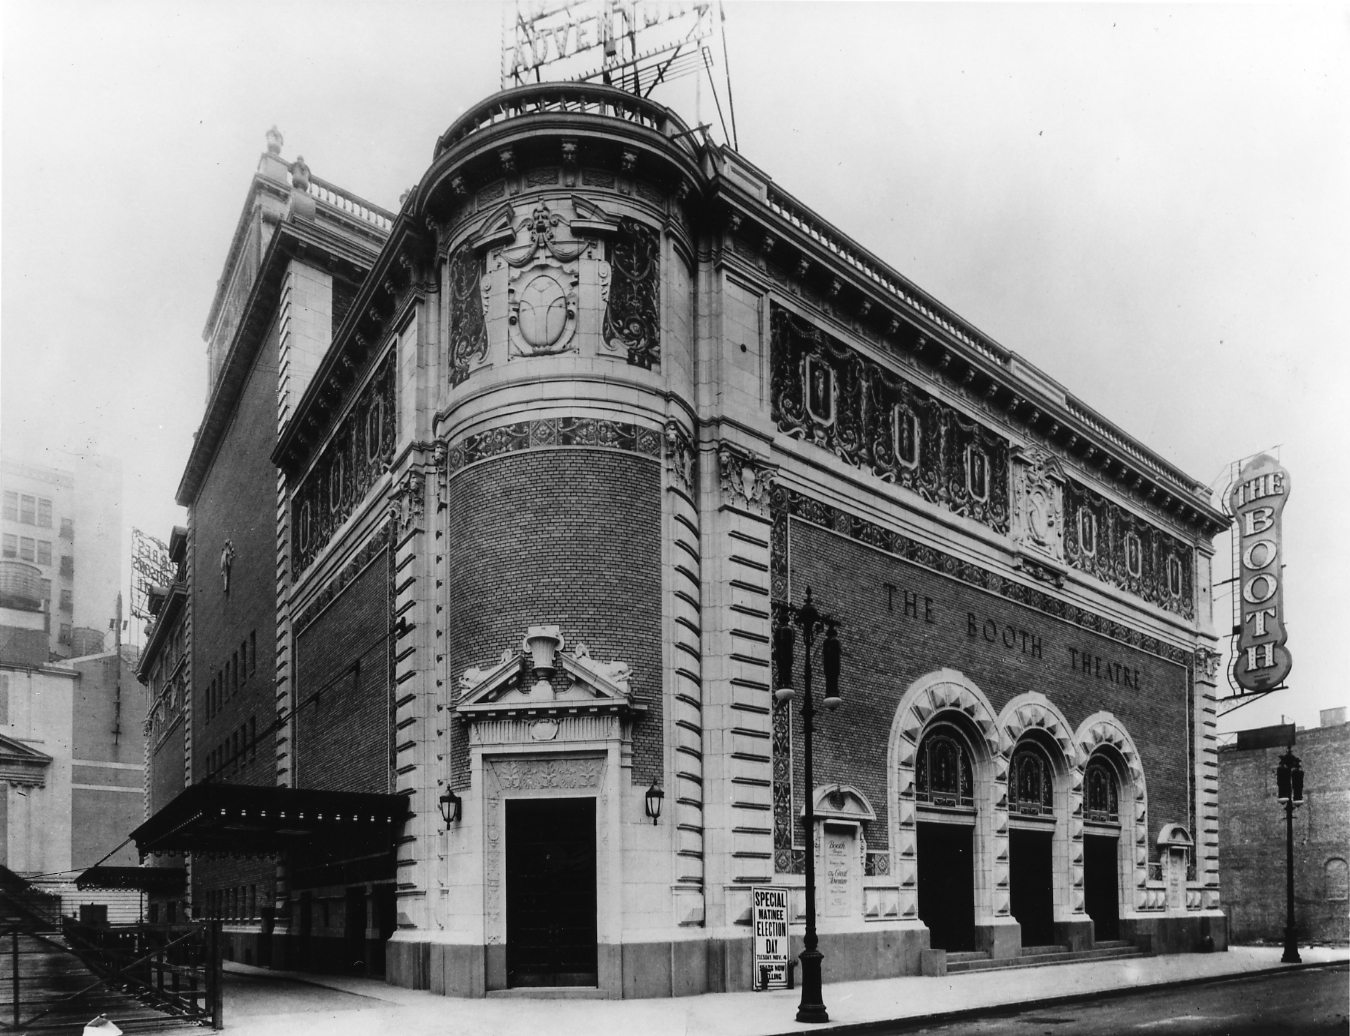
[1229,454,1292,690]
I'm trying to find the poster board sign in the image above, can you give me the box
[752,886,790,989]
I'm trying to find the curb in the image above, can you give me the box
[759,958,1349,1036]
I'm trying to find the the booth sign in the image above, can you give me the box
[1229,453,1293,691]
[752,886,790,989]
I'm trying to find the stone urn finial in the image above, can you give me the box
[289,156,311,190]
[265,125,284,155]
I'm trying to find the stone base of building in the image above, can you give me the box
[1122,911,1228,955]
[385,927,932,998]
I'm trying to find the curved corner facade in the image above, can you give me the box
[166,85,1230,997]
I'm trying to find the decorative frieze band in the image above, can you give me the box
[291,353,397,575]
[769,484,1193,668]
[443,417,661,476]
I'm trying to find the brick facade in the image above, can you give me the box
[153,84,1227,997]
[789,519,1190,859]
[445,449,663,788]
[293,547,392,795]
[189,320,279,915]
[1219,720,1350,945]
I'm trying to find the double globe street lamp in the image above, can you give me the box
[773,587,842,1024]
[1275,747,1304,965]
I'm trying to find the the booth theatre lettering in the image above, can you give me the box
[1228,454,1293,691]
[883,583,1147,690]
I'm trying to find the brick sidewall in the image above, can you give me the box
[790,521,1191,855]
[190,322,280,909]
[1219,724,1350,944]
[446,449,662,787]
[294,549,393,794]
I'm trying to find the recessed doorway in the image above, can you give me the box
[505,797,598,987]
[1083,834,1120,941]
[1009,828,1055,946]
[917,821,975,951]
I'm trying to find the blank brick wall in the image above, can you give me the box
[294,551,392,794]
[790,521,1190,853]
[191,324,279,907]
[447,449,662,786]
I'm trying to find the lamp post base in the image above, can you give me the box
[795,948,829,1023]
[1281,926,1302,965]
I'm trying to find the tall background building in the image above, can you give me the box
[0,452,124,665]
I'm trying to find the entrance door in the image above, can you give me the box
[1009,828,1055,946]
[506,797,597,987]
[916,821,975,951]
[1083,834,1120,940]
[344,886,367,975]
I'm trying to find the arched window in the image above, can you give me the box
[1124,531,1142,578]
[1326,858,1349,902]
[1085,755,1119,823]
[966,446,989,501]
[916,729,973,808]
[1166,555,1184,597]
[893,405,920,468]
[805,356,835,425]
[1079,509,1098,556]
[1008,743,1054,816]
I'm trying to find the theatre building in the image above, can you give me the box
[136,84,1230,996]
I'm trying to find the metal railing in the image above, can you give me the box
[433,82,699,162]
[60,919,223,1029]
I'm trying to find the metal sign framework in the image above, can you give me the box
[130,527,173,621]
[502,1,735,144]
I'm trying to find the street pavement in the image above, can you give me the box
[870,965,1348,1034]
[208,945,1348,1036]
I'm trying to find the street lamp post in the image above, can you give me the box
[773,587,842,1025]
[1275,747,1304,964]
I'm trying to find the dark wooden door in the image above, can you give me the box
[506,797,597,987]
[1084,834,1120,940]
[344,886,367,975]
[1009,828,1056,946]
[917,821,975,951]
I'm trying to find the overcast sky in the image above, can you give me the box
[3,2,1346,732]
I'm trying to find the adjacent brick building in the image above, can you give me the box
[137,83,1231,997]
[1219,711,1349,945]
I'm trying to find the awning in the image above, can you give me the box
[129,782,411,858]
[76,866,187,894]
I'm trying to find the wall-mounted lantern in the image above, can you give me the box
[438,788,462,827]
[644,782,665,825]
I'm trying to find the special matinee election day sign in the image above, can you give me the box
[752,886,790,989]
[1229,454,1293,691]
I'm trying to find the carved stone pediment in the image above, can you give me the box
[0,733,52,788]
[1011,446,1066,564]
[456,628,644,723]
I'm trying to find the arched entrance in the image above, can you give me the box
[1072,712,1150,933]
[1083,751,1122,940]
[1006,736,1058,946]
[914,725,978,950]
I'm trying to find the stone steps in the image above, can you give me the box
[946,943,1144,974]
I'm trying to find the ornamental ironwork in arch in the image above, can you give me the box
[915,729,974,809]
[602,217,660,370]
[1084,753,1120,824]
[1007,741,1054,817]
[447,245,488,387]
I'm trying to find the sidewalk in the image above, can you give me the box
[216,945,1349,1036]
